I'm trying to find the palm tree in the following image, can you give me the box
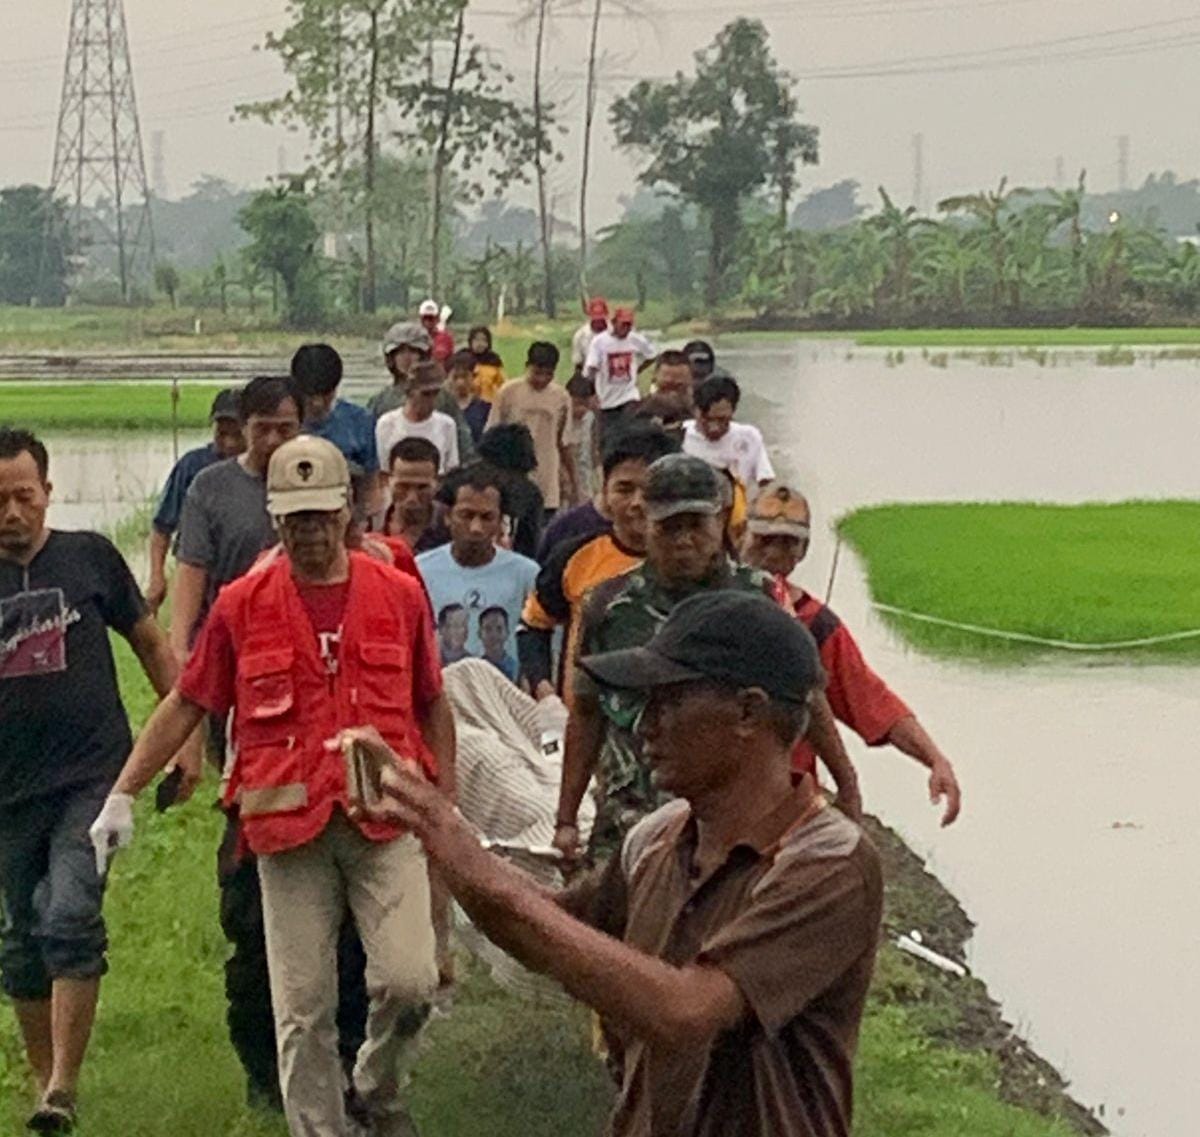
[938,177,1031,308]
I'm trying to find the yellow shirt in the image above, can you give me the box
[473,361,507,402]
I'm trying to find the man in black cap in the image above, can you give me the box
[553,454,862,862]
[348,590,883,1137]
[145,387,244,616]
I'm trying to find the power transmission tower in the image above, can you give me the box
[45,0,155,300]
[1117,134,1130,192]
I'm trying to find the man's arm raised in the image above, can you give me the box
[352,732,748,1050]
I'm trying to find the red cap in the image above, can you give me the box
[613,306,635,325]
[587,296,609,319]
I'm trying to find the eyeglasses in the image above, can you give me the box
[751,490,809,526]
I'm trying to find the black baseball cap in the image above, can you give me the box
[579,591,823,704]
[644,454,722,522]
[209,387,241,422]
[683,340,715,366]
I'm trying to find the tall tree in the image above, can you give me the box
[611,18,818,306]
[531,0,557,315]
[238,181,322,326]
[391,0,546,297]
[239,0,451,313]
[0,186,71,307]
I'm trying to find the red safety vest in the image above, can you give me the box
[220,552,437,856]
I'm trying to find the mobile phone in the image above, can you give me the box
[343,739,385,809]
[155,766,185,813]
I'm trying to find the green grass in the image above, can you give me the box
[840,500,1200,660]
[0,382,228,431]
[852,326,1200,348]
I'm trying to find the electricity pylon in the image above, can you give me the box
[44,0,155,300]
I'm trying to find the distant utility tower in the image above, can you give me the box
[911,133,925,212]
[45,0,155,300]
[151,130,168,200]
[1117,135,1130,192]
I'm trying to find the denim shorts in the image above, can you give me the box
[0,780,110,1000]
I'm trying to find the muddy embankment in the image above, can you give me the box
[866,815,1106,1135]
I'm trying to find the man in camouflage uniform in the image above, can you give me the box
[552,455,862,861]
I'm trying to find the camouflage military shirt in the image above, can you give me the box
[573,558,775,857]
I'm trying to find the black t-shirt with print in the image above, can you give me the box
[0,531,146,808]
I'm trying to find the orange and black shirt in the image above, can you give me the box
[517,530,642,699]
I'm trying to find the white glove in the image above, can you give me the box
[89,793,135,876]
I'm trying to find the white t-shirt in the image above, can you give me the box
[584,330,656,410]
[376,408,460,473]
[572,322,600,367]
[682,420,775,489]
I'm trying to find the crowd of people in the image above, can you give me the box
[0,296,961,1137]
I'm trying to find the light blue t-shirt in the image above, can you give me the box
[416,545,539,682]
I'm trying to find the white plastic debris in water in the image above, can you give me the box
[896,933,968,977]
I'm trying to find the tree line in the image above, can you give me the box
[4,7,1200,329]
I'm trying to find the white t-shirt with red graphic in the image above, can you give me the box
[584,330,656,410]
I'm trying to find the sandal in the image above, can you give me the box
[27,1089,77,1134]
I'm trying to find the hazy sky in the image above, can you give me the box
[2,0,1196,227]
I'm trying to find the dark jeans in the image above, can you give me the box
[0,781,110,1000]
[598,404,638,449]
[217,811,369,1103]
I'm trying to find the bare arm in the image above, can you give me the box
[169,563,207,661]
[807,691,862,820]
[147,528,171,615]
[112,691,208,798]
[887,714,961,826]
[125,614,179,699]
[375,756,747,1049]
[419,691,457,804]
[553,687,606,860]
[558,442,579,506]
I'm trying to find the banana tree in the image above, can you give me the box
[938,177,1031,309]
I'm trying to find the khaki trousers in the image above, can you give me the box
[258,814,437,1137]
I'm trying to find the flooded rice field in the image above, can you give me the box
[732,341,1198,1137]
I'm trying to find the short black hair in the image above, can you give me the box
[479,605,509,628]
[695,374,740,413]
[448,350,476,374]
[240,375,299,423]
[527,341,560,369]
[0,427,49,481]
[601,422,679,480]
[478,423,537,474]
[566,372,595,400]
[657,349,689,369]
[290,344,343,397]
[440,465,504,508]
[438,603,466,627]
[388,436,441,471]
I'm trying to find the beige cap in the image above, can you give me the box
[267,435,350,516]
[746,481,811,539]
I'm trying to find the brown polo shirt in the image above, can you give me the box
[567,792,882,1137]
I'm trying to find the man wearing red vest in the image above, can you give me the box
[91,436,455,1137]
[741,482,961,827]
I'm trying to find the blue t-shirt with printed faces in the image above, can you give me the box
[415,545,538,682]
